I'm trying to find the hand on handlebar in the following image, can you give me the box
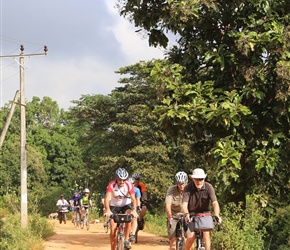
[185,214,192,223]
[104,210,113,218]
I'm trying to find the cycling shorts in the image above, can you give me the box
[110,204,133,215]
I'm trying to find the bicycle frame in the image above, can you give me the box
[172,212,186,250]
[104,214,132,250]
[193,215,221,250]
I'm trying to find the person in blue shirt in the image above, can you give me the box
[128,177,141,243]
[70,190,81,223]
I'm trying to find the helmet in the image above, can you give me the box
[84,188,90,193]
[115,168,129,180]
[175,171,188,184]
[128,177,135,184]
[60,194,64,198]
[132,173,140,180]
[74,190,79,194]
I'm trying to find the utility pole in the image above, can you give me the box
[0,45,48,228]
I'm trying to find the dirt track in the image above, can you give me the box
[44,219,169,250]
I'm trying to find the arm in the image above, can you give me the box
[212,200,222,223]
[130,192,138,217]
[165,203,172,221]
[104,191,112,216]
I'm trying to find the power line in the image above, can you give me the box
[0,34,45,46]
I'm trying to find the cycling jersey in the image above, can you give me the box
[81,194,91,205]
[71,194,81,207]
[107,180,135,207]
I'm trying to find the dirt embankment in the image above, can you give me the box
[44,219,169,250]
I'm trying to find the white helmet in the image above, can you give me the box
[128,177,135,184]
[84,188,90,193]
[115,168,129,180]
[132,173,140,179]
[175,171,188,184]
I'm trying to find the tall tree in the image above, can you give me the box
[117,0,290,207]
[70,61,195,207]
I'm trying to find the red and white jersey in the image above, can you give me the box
[107,180,135,207]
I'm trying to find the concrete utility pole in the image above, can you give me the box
[0,45,48,228]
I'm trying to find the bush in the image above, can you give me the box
[211,197,266,250]
[265,205,290,250]
[0,213,55,250]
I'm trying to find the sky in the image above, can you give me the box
[0,0,167,110]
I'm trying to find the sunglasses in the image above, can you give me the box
[195,178,204,181]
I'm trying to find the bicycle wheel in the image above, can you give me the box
[117,235,124,250]
[134,229,138,244]
[80,216,84,229]
[74,212,80,227]
[176,236,186,250]
[85,214,90,230]
[63,213,67,224]
[59,213,62,224]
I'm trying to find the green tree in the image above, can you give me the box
[0,96,84,195]
[117,0,290,208]
[70,61,196,209]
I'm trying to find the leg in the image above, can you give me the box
[109,220,117,250]
[170,237,177,250]
[139,205,147,220]
[185,232,195,250]
[203,231,211,250]
[130,217,138,240]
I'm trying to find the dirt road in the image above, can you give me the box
[44,219,169,250]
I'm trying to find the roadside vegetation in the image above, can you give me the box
[1,1,290,249]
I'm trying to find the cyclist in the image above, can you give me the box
[182,168,222,250]
[80,188,93,220]
[132,173,147,229]
[104,168,138,250]
[165,171,188,250]
[128,177,141,242]
[56,194,69,220]
[70,190,81,223]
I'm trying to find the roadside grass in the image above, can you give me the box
[0,213,55,250]
[143,212,167,238]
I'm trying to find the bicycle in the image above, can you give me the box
[171,212,186,250]
[58,204,69,224]
[104,213,133,250]
[80,205,90,230]
[73,206,81,228]
[193,215,221,250]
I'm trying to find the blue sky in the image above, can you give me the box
[0,0,166,110]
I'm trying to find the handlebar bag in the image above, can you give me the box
[194,213,214,231]
[113,214,132,223]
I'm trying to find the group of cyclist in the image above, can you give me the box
[103,168,148,250]
[165,168,222,250]
[56,188,92,223]
[57,167,221,250]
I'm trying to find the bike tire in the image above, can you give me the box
[134,229,138,244]
[176,236,186,250]
[117,236,124,250]
[80,214,84,229]
[86,214,90,230]
[59,213,62,224]
[63,213,67,224]
[74,212,80,227]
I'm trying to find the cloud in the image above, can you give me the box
[0,0,165,110]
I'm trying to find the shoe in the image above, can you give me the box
[124,240,131,249]
[129,233,135,243]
